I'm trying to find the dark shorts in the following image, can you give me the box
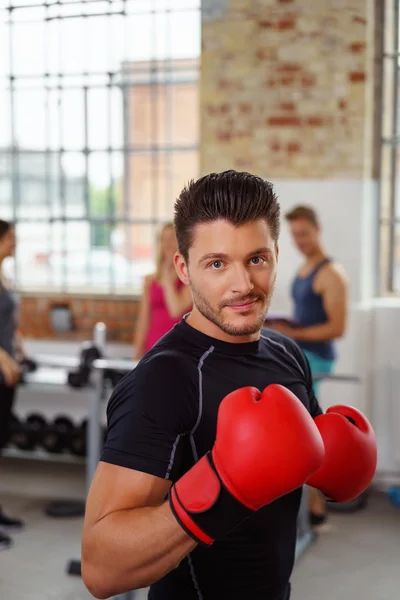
[0,384,16,450]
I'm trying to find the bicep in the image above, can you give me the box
[85,462,171,529]
[321,273,348,324]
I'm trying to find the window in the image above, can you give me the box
[380,0,400,293]
[0,0,200,295]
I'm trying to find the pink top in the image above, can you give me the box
[144,277,187,352]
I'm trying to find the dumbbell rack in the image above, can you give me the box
[3,357,95,466]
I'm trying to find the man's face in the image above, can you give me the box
[288,218,320,257]
[174,219,278,338]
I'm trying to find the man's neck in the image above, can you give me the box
[304,248,327,269]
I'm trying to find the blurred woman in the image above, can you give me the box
[0,220,25,550]
[133,223,192,361]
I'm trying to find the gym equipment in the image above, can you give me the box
[69,419,88,457]
[104,368,126,388]
[10,413,47,451]
[0,356,38,386]
[67,342,103,389]
[41,416,74,454]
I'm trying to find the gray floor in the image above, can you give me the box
[0,457,399,600]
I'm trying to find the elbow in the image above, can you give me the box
[81,540,118,599]
[81,561,112,600]
[81,548,148,598]
[332,325,346,339]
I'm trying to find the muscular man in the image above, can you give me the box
[269,205,349,526]
[81,171,376,600]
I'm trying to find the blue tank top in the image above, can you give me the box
[291,258,335,361]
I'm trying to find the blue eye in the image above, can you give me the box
[211,261,222,269]
[250,256,264,265]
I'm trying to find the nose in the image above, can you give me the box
[231,264,254,296]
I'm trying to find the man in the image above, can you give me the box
[81,171,376,600]
[269,205,348,526]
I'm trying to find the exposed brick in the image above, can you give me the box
[301,76,316,87]
[280,76,295,86]
[277,18,296,30]
[349,71,365,83]
[256,48,276,60]
[238,103,252,114]
[307,117,324,126]
[217,131,232,142]
[287,142,301,154]
[259,20,273,28]
[277,64,301,73]
[349,42,365,53]
[268,116,301,127]
[201,0,369,179]
[280,102,296,111]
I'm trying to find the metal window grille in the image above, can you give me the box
[0,0,200,295]
[379,0,400,293]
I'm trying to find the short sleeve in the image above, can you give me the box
[101,351,198,481]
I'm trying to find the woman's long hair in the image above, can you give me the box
[154,222,175,282]
[0,220,12,241]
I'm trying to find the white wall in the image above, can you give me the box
[269,178,400,486]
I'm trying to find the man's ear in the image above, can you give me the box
[174,252,190,286]
[275,243,279,263]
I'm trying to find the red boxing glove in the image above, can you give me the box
[169,384,324,546]
[307,405,377,503]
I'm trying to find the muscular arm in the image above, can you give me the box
[82,463,196,599]
[293,266,348,342]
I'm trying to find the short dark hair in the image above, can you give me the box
[285,205,319,227]
[174,170,280,261]
[0,220,12,241]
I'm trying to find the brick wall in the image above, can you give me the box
[20,295,139,344]
[201,0,374,178]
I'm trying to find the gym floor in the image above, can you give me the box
[0,457,398,600]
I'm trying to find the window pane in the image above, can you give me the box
[391,224,400,292]
[14,89,46,149]
[1,0,200,293]
[12,13,46,77]
[15,221,52,290]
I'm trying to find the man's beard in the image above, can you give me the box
[189,279,275,337]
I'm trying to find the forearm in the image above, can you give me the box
[293,322,343,342]
[82,501,196,598]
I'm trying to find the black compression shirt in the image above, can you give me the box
[101,318,322,600]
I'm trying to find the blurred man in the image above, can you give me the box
[268,205,348,527]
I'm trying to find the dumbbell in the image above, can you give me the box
[41,415,74,454]
[68,420,107,457]
[67,342,103,389]
[10,413,47,451]
[104,368,125,388]
[69,419,88,457]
